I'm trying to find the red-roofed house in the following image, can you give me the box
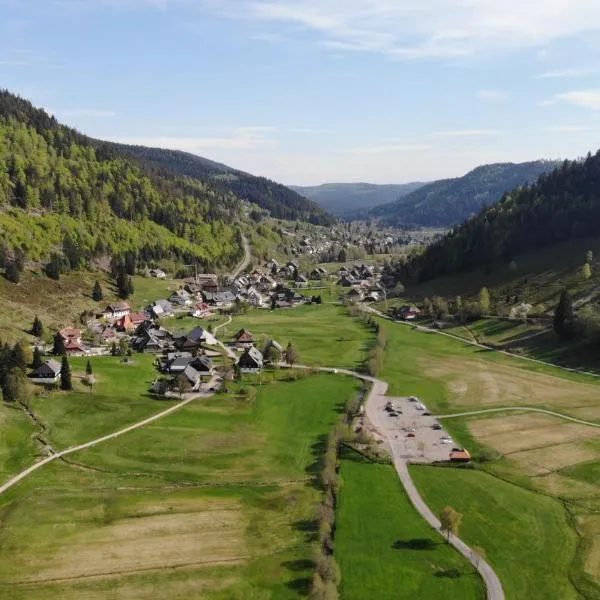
[234,328,255,348]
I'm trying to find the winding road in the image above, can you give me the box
[229,233,251,281]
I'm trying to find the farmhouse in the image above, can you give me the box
[28,359,61,385]
[115,312,146,331]
[234,328,255,348]
[149,299,174,319]
[295,275,308,288]
[203,291,236,308]
[102,303,131,320]
[59,327,86,355]
[238,347,263,373]
[149,268,167,279]
[396,305,421,321]
[169,289,192,306]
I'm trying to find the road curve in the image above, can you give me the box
[437,406,600,427]
[0,395,200,496]
[282,364,504,600]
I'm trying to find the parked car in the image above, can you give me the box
[432,424,442,430]
[423,411,432,416]
[388,411,397,417]
[406,432,416,438]
[408,396,418,402]
[440,438,453,445]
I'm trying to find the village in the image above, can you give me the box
[27,259,387,397]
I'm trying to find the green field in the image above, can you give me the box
[410,466,580,600]
[0,369,361,599]
[223,304,374,369]
[336,450,484,600]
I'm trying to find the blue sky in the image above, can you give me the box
[2,0,600,185]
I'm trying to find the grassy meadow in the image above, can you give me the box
[0,369,361,599]
[376,317,600,598]
[336,450,485,600]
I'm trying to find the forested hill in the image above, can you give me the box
[371,161,559,227]
[290,181,425,218]
[111,145,335,226]
[388,153,600,285]
[0,90,263,276]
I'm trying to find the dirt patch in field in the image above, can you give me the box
[534,473,600,502]
[506,442,600,476]
[468,413,556,437]
[419,355,600,409]
[471,419,600,455]
[19,503,246,584]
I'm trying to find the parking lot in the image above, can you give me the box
[370,394,458,463]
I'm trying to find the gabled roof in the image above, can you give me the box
[239,346,263,366]
[235,328,254,343]
[29,359,61,378]
[183,364,201,385]
[105,302,130,312]
[59,327,81,340]
[191,355,213,372]
[188,327,207,343]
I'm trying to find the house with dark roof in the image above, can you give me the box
[396,305,421,321]
[295,275,308,288]
[238,347,263,373]
[149,299,174,319]
[169,289,193,306]
[28,359,61,385]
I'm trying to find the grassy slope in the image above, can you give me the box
[0,373,361,599]
[336,450,484,600]
[0,271,179,344]
[226,304,373,369]
[410,466,579,600]
[377,319,600,598]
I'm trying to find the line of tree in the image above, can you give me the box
[385,151,600,285]
[0,340,30,402]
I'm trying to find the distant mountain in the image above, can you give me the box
[111,145,335,226]
[387,153,600,286]
[371,161,560,227]
[290,182,426,217]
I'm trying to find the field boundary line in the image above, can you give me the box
[436,406,600,427]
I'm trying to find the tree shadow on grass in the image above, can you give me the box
[293,519,318,542]
[434,568,463,579]
[285,577,312,595]
[392,538,441,551]
[282,559,315,571]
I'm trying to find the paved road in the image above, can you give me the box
[437,406,600,427]
[230,233,251,281]
[283,364,505,600]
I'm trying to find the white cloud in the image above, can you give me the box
[205,0,600,59]
[477,90,508,100]
[53,108,117,118]
[430,129,502,137]
[546,90,600,110]
[544,125,600,132]
[251,32,287,43]
[107,127,279,152]
[347,144,430,154]
[536,68,598,78]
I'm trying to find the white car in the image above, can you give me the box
[440,438,453,445]
[415,403,426,411]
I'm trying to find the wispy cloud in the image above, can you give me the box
[52,108,117,118]
[347,144,430,154]
[536,68,598,78]
[251,32,287,43]
[544,125,600,132]
[107,127,279,152]
[430,129,502,138]
[543,90,600,110]
[477,90,508,100]
[204,0,600,60]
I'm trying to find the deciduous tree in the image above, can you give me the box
[440,506,462,541]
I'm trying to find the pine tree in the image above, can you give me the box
[60,355,72,391]
[11,342,27,370]
[2,367,26,402]
[5,260,21,283]
[52,332,66,356]
[32,346,43,369]
[554,290,575,340]
[92,280,103,302]
[31,315,44,338]
[479,287,491,314]
[86,359,93,376]
[127,275,134,296]
[582,263,592,280]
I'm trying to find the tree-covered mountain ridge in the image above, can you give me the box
[0,90,317,277]
[290,181,426,218]
[371,160,560,227]
[111,144,335,225]
[387,152,600,285]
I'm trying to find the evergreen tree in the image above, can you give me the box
[116,271,133,299]
[554,290,575,340]
[32,346,43,369]
[60,355,72,391]
[92,280,103,302]
[127,275,134,296]
[284,342,298,366]
[11,342,27,370]
[2,367,26,402]
[111,342,117,356]
[86,359,93,376]
[586,249,594,264]
[5,260,21,283]
[31,315,44,338]
[45,253,62,280]
[582,263,592,280]
[52,332,66,356]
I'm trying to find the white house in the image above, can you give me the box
[102,303,131,320]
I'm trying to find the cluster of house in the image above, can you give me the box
[336,264,386,303]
